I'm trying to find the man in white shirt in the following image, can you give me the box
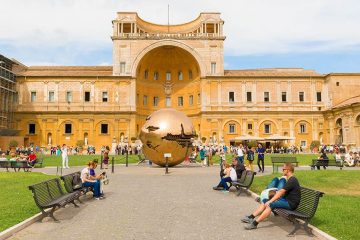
[237,144,244,164]
[344,151,354,166]
[61,144,69,168]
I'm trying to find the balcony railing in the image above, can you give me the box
[113,32,225,40]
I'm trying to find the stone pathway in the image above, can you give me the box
[9,165,324,240]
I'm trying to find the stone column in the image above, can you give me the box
[289,119,295,144]
[252,81,257,104]
[217,80,221,107]
[254,119,259,137]
[312,118,318,140]
[241,81,246,104]
[328,117,335,144]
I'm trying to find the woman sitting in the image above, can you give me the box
[81,161,103,200]
[213,162,237,191]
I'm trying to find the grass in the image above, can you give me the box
[0,172,55,232]
[250,170,360,240]
[34,153,320,167]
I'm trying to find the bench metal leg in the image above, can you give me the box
[71,200,80,208]
[302,221,314,236]
[287,220,301,237]
[41,208,60,223]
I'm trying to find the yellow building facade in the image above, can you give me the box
[14,12,360,150]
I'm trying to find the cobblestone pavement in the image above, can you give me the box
[9,165,324,240]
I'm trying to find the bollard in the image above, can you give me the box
[165,157,169,174]
[126,152,128,167]
[111,156,114,173]
[100,154,103,169]
[207,156,210,167]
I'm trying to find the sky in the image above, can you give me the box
[1,0,360,73]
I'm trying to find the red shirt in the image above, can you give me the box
[28,154,37,162]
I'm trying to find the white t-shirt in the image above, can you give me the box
[81,167,90,183]
[237,147,244,157]
[229,167,237,181]
[61,146,68,157]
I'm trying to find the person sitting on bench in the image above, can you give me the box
[344,151,354,166]
[316,150,329,170]
[27,151,37,167]
[242,163,300,230]
[81,161,103,200]
[213,162,237,191]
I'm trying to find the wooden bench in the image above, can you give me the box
[273,186,324,236]
[310,159,343,170]
[60,172,92,202]
[231,170,256,196]
[271,157,298,173]
[28,178,81,222]
[0,160,11,171]
[10,161,32,172]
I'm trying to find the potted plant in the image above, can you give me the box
[9,140,18,153]
[310,140,320,153]
[76,140,85,154]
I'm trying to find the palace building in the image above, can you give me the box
[6,12,360,150]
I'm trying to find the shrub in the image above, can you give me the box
[247,140,257,148]
[9,140,18,148]
[201,137,206,143]
[310,140,321,151]
[76,140,84,147]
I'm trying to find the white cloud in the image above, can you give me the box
[1,0,360,63]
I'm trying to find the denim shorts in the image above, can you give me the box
[269,198,291,210]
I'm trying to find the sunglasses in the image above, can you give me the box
[282,168,290,171]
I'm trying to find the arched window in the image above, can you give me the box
[336,118,342,127]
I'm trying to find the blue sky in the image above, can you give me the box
[1,0,360,74]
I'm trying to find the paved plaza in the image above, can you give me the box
[9,165,324,240]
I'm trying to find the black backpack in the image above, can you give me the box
[72,172,82,190]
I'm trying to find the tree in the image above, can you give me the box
[76,140,85,147]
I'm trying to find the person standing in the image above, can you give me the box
[246,147,255,171]
[61,144,69,169]
[257,143,265,173]
[237,144,244,164]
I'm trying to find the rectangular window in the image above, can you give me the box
[301,141,306,147]
[197,93,201,104]
[143,95,148,105]
[120,62,126,74]
[153,96,158,106]
[102,92,108,102]
[166,97,171,107]
[189,95,194,105]
[319,123,323,129]
[300,124,306,133]
[66,91,72,102]
[30,91,36,102]
[29,124,35,134]
[154,71,159,80]
[101,124,108,134]
[144,70,148,79]
[229,92,235,103]
[166,72,171,81]
[299,92,304,102]
[178,71,183,80]
[247,92,252,102]
[178,96,183,106]
[264,92,269,102]
[316,92,322,102]
[211,62,216,74]
[84,91,90,102]
[48,91,55,102]
[248,123,253,130]
[229,124,235,133]
[281,92,287,102]
[65,124,72,134]
[264,124,271,134]
[189,70,193,80]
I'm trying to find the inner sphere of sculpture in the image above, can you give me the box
[139,108,195,167]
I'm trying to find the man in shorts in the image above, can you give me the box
[242,163,301,230]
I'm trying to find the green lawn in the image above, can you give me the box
[250,171,360,240]
[35,153,319,167]
[0,172,55,232]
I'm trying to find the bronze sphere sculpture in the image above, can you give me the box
[139,108,196,167]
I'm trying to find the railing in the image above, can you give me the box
[113,32,225,40]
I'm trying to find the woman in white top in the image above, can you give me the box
[81,161,102,200]
[213,162,237,191]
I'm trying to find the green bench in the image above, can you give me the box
[310,159,343,170]
[271,157,298,173]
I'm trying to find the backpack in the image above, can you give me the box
[72,172,82,190]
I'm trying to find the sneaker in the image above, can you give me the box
[255,197,261,203]
[99,196,105,199]
[213,186,224,190]
[244,222,257,230]
[94,197,101,200]
[241,216,254,223]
